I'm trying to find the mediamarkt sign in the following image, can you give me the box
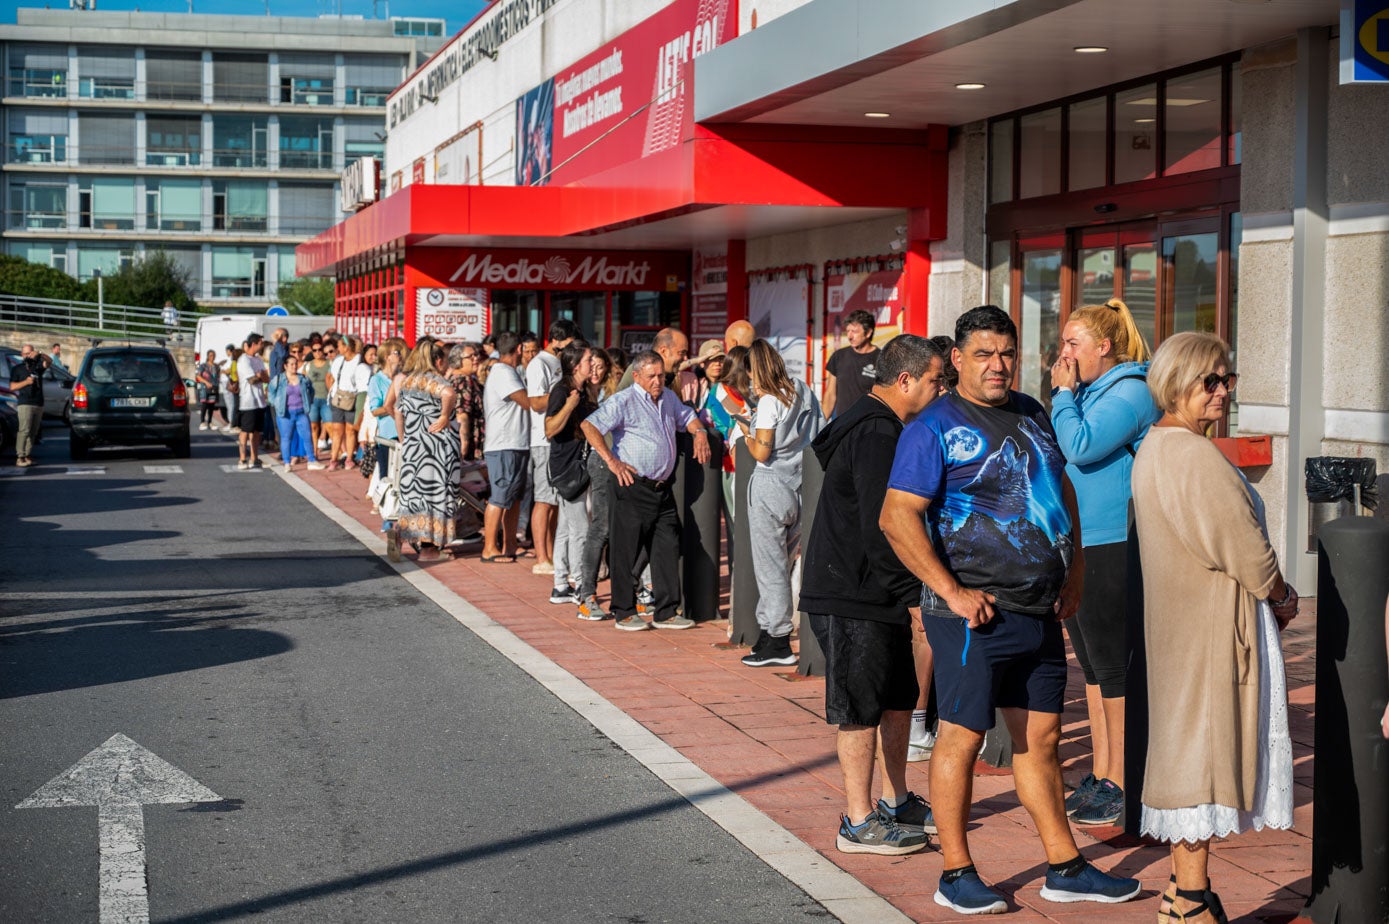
[450,252,651,287]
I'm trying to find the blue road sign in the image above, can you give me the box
[1343,0,1389,83]
[266,305,289,316]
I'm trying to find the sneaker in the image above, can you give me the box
[637,586,654,606]
[549,586,576,605]
[934,869,1008,915]
[877,792,937,836]
[198,423,209,430]
[908,729,937,763]
[1039,860,1141,904]
[576,596,608,621]
[251,459,263,469]
[237,460,249,470]
[615,615,650,632]
[1072,780,1124,826]
[1064,773,1098,816]
[742,632,796,667]
[835,811,928,856]
[532,561,555,575]
[307,462,327,471]
[318,438,329,450]
[652,615,695,630]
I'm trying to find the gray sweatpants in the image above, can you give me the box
[747,469,800,638]
[553,490,589,590]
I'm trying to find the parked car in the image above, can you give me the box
[69,342,190,460]
[0,383,17,460]
[0,346,75,422]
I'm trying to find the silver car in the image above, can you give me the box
[1,347,74,422]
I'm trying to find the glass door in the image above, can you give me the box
[548,290,609,347]
[1018,240,1063,403]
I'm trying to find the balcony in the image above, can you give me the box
[78,77,135,100]
[145,151,202,167]
[7,71,67,98]
[8,136,68,164]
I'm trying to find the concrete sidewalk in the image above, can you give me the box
[298,466,1315,923]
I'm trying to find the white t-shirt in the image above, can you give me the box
[236,354,267,410]
[526,351,561,448]
[352,360,374,393]
[330,355,363,397]
[483,361,530,452]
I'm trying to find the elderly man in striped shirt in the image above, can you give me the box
[581,350,712,631]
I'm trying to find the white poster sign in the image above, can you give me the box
[749,277,809,382]
[415,287,489,342]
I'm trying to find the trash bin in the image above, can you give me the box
[1305,457,1378,553]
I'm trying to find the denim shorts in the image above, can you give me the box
[307,397,329,423]
[485,449,530,510]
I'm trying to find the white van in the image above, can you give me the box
[194,315,323,359]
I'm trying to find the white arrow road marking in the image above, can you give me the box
[142,465,183,474]
[18,733,222,924]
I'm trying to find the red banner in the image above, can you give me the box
[409,247,689,292]
[516,0,736,187]
[822,269,906,375]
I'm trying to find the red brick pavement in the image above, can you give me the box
[300,467,1316,923]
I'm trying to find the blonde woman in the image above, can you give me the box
[1131,332,1297,923]
[1048,298,1161,825]
[737,339,824,668]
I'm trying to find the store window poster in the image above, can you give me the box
[515,79,555,186]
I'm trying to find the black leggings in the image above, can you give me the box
[199,402,216,424]
[1065,541,1128,698]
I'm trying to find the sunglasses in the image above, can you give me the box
[1201,372,1238,394]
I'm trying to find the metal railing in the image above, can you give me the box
[0,293,198,340]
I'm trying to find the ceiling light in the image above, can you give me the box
[1073,46,1108,54]
[955,83,986,90]
[864,111,890,118]
[1134,118,1156,124]
[1125,97,1209,107]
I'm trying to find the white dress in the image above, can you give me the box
[1140,471,1295,844]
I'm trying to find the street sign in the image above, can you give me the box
[1341,0,1389,83]
[17,733,222,924]
[266,305,289,317]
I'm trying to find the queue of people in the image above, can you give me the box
[252,300,1298,922]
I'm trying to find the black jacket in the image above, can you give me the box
[797,393,921,624]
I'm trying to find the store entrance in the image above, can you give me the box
[486,289,685,349]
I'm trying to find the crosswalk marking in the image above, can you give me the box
[143,465,184,474]
[0,467,30,477]
[66,466,106,476]
[218,464,264,473]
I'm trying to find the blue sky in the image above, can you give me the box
[3,0,489,37]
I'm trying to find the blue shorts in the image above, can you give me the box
[922,607,1067,732]
[308,397,329,423]
[485,449,530,510]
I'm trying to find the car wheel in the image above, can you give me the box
[63,401,72,427]
[170,434,191,458]
[70,432,91,461]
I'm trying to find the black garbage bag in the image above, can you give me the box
[1305,457,1378,510]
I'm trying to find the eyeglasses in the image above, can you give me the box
[311,347,322,352]
[1201,372,1238,394]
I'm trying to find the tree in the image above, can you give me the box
[84,250,198,311]
[275,276,336,316]
[0,255,86,301]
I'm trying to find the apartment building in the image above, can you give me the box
[2,8,443,308]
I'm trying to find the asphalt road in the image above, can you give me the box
[0,422,830,923]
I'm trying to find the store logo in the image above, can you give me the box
[450,253,652,287]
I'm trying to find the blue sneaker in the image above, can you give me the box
[1072,780,1124,826]
[877,791,937,835]
[1039,861,1141,904]
[934,869,1007,915]
[1064,773,1097,815]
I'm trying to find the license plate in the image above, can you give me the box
[110,397,154,408]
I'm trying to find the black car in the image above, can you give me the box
[69,342,190,460]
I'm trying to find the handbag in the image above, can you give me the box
[359,441,376,478]
[550,443,591,502]
[330,389,356,411]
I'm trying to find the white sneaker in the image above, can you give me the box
[236,460,249,470]
[198,423,209,430]
[307,461,327,471]
[318,439,329,450]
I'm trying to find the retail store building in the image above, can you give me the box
[298,0,1389,588]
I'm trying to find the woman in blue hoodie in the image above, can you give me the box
[1049,298,1161,826]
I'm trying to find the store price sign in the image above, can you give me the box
[416,287,489,342]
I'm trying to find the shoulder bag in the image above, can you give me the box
[550,443,591,502]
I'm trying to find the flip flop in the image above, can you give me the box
[480,554,515,564]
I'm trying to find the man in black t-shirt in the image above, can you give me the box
[822,309,879,419]
[10,344,50,467]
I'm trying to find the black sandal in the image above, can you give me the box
[1160,883,1228,924]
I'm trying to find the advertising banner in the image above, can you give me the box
[515,0,735,186]
[415,287,490,342]
[824,269,906,353]
[749,277,810,382]
[691,245,728,342]
[411,247,689,292]
[1341,0,1389,83]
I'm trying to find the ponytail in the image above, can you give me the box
[1069,298,1152,364]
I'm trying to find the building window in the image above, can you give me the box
[145,50,203,102]
[279,54,335,105]
[77,246,135,281]
[278,117,334,169]
[344,54,402,108]
[989,58,1240,202]
[213,52,267,104]
[146,179,202,231]
[79,114,136,165]
[8,183,67,230]
[278,183,336,235]
[344,119,384,160]
[82,178,136,230]
[146,116,203,167]
[8,109,68,164]
[10,241,67,270]
[213,116,269,168]
[77,47,135,99]
[393,19,444,37]
[212,181,267,231]
[7,44,67,97]
[211,247,267,298]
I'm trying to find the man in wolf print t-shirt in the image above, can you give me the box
[880,305,1139,915]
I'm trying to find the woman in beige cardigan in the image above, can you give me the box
[1131,332,1300,924]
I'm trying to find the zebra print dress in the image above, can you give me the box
[396,371,461,549]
